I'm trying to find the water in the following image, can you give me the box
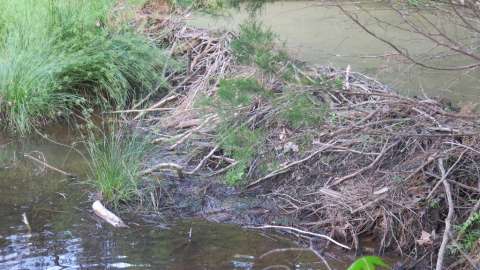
[189,1,480,104]
[0,128,356,270]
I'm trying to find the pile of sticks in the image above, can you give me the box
[131,4,480,268]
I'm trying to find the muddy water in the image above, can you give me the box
[190,1,480,104]
[0,128,358,270]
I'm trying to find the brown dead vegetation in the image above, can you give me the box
[131,2,480,269]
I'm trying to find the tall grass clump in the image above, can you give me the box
[86,125,151,207]
[0,0,172,134]
[231,21,275,64]
[230,21,288,73]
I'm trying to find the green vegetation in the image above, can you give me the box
[453,212,480,253]
[217,78,267,106]
[209,78,268,185]
[86,124,151,207]
[229,0,272,15]
[278,92,328,129]
[231,21,275,64]
[203,20,333,185]
[169,0,227,12]
[347,256,388,270]
[231,21,288,73]
[204,77,329,184]
[169,0,271,14]
[203,78,265,185]
[219,125,264,185]
[0,0,171,134]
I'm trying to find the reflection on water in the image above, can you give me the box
[190,1,480,103]
[0,130,349,270]
[0,217,322,269]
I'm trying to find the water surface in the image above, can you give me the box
[190,1,480,104]
[0,129,353,269]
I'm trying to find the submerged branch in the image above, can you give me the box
[24,153,73,177]
[246,225,351,250]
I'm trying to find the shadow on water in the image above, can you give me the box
[0,126,358,269]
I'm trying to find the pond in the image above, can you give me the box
[189,1,480,104]
[0,128,359,270]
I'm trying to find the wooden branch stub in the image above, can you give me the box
[92,200,128,228]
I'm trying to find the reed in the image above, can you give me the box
[86,124,151,207]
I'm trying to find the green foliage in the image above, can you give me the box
[86,124,151,207]
[335,78,344,89]
[169,0,271,14]
[217,78,267,107]
[231,20,275,64]
[227,0,272,16]
[0,0,172,134]
[169,0,226,12]
[199,78,268,185]
[219,125,264,185]
[257,159,280,175]
[295,132,314,153]
[0,39,82,134]
[454,212,480,252]
[225,163,248,185]
[279,93,329,129]
[205,78,330,183]
[428,198,440,209]
[231,21,287,73]
[347,256,388,270]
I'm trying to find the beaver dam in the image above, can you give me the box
[1,0,480,269]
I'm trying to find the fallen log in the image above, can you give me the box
[92,200,128,228]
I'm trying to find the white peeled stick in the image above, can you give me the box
[92,200,128,228]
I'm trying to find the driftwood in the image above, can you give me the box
[22,213,32,233]
[140,162,184,178]
[92,200,128,228]
[435,159,454,270]
[24,153,73,177]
